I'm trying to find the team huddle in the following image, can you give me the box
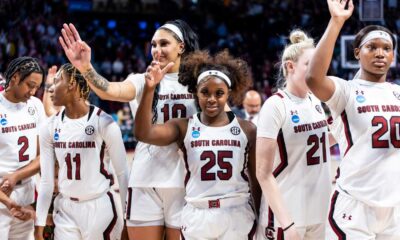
[1,1,399,240]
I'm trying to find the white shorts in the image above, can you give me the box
[327,190,400,240]
[180,199,256,240]
[125,187,184,228]
[0,180,35,240]
[53,191,123,240]
[256,205,325,240]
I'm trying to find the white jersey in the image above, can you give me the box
[182,113,250,203]
[36,106,128,226]
[257,90,331,226]
[127,73,197,187]
[326,77,400,207]
[0,93,45,177]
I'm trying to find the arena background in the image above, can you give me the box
[0,0,399,153]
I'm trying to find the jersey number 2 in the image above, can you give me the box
[306,132,327,165]
[200,151,233,181]
[18,136,29,162]
[65,153,81,180]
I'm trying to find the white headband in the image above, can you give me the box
[160,23,184,42]
[197,70,231,87]
[359,30,393,48]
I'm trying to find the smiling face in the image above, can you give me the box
[355,38,394,80]
[151,29,184,72]
[196,76,230,118]
[7,72,42,103]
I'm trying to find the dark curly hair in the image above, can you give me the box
[60,63,90,100]
[179,50,253,106]
[4,56,45,90]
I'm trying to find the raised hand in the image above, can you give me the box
[327,0,354,22]
[144,54,174,89]
[59,23,92,73]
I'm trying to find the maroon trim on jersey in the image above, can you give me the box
[241,143,250,181]
[99,142,115,186]
[97,108,102,116]
[273,130,288,177]
[267,207,275,228]
[277,227,284,240]
[103,192,117,240]
[328,191,346,240]
[181,145,191,186]
[335,167,341,180]
[274,93,284,99]
[248,220,257,239]
[340,111,353,156]
[126,187,133,220]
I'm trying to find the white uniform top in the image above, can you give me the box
[326,77,400,207]
[182,113,250,203]
[36,106,128,226]
[257,90,331,226]
[127,73,197,188]
[0,94,45,208]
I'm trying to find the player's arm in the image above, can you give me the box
[43,65,61,116]
[306,0,354,102]
[0,136,41,195]
[256,137,300,239]
[102,119,129,216]
[239,119,261,216]
[59,23,136,102]
[35,124,56,239]
[134,58,180,146]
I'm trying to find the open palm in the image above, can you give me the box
[59,23,92,72]
[327,0,354,21]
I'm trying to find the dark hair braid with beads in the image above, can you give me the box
[4,56,45,90]
[60,63,90,100]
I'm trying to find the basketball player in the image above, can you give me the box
[306,0,400,239]
[256,30,332,240]
[59,20,199,240]
[35,63,128,240]
[0,56,46,240]
[135,50,261,239]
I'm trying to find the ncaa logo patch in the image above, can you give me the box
[355,90,365,103]
[192,130,200,138]
[28,107,35,115]
[85,125,95,135]
[393,91,400,101]
[0,118,7,126]
[230,126,241,135]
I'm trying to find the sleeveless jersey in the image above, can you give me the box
[326,77,400,207]
[182,113,250,203]
[257,89,331,226]
[127,73,198,188]
[0,94,45,176]
[43,106,118,199]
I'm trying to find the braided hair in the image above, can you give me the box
[60,63,90,100]
[4,56,45,90]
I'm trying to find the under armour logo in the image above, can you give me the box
[342,213,352,220]
[355,90,364,95]
[54,128,61,133]
[290,110,298,116]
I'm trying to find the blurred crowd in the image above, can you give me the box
[1,0,400,148]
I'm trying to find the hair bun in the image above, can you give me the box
[289,30,308,44]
